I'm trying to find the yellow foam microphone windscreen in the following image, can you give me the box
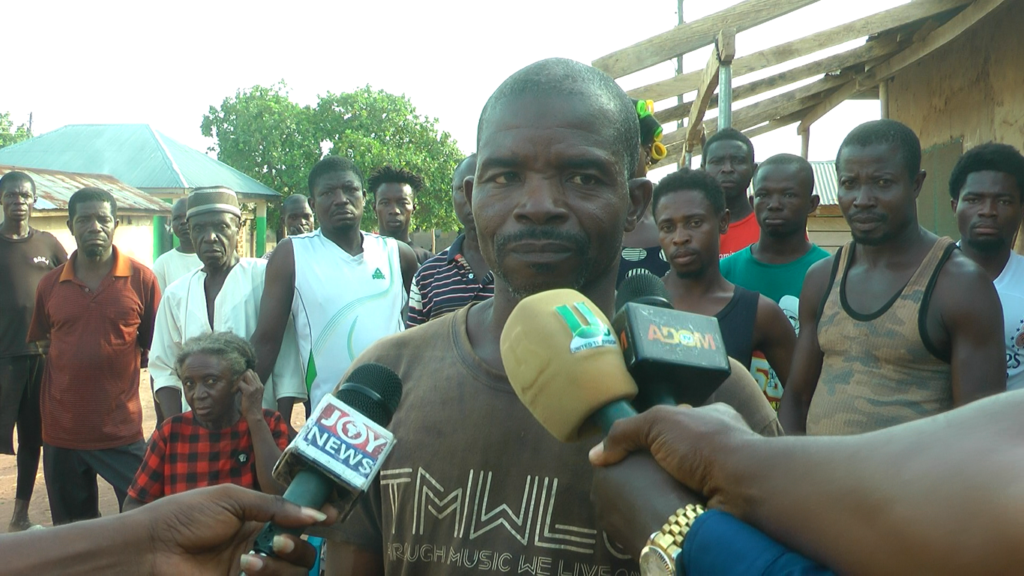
[500,289,638,442]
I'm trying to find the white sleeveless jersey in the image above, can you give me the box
[995,252,1024,391]
[290,230,407,406]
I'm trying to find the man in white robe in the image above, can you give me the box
[150,187,304,423]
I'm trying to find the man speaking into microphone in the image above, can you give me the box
[322,58,781,575]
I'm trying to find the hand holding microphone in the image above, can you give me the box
[499,289,707,563]
[251,363,402,557]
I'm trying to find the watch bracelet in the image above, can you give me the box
[651,504,706,557]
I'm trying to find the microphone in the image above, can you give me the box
[251,362,402,556]
[613,271,731,411]
[614,270,673,311]
[500,289,638,441]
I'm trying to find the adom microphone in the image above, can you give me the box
[613,271,730,411]
[251,362,402,556]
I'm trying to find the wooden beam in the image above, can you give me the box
[800,126,810,159]
[684,47,721,151]
[593,0,818,79]
[649,108,813,171]
[745,110,808,139]
[797,81,861,131]
[855,0,1009,90]
[879,80,889,118]
[652,35,901,125]
[662,72,848,148]
[629,0,971,102]
[799,0,1009,132]
[656,89,833,169]
[684,30,736,154]
[912,18,942,43]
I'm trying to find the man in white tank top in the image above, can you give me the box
[252,157,419,410]
[950,143,1024,391]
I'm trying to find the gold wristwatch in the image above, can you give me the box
[639,504,706,576]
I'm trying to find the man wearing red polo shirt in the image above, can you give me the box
[28,187,160,524]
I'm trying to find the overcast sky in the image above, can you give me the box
[4,0,907,182]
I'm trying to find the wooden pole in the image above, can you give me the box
[879,79,889,119]
[800,127,810,159]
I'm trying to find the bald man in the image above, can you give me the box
[720,154,830,407]
[406,154,494,327]
[264,194,314,261]
[323,57,779,576]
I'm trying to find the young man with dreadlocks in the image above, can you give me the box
[369,165,435,265]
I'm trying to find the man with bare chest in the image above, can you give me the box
[779,120,1006,435]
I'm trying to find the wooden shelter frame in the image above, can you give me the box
[593,0,1010,169]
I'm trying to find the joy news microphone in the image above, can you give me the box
[499,289,639,441]
[251,362,402,556]
[613,271,731,411]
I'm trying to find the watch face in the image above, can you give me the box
[640,546,673,576]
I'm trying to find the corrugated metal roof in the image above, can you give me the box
[811,161,839,206]
[0,165,170,213]
[0,124,279,199]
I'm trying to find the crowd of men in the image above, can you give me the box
[1,56,1023,574]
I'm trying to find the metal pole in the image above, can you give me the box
[255,200,267,258]
[676,0,685,132]
[679,0,690,168]
[718,63,733,130]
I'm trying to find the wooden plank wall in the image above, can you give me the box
[888,1,1024,253]
[807,206,850,253]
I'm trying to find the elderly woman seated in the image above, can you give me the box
[123,332,290,510]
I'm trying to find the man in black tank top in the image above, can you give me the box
[778,120,1006,435]
[653,169,796,387]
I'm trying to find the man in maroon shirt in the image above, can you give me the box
[0,171,67,531]
[28,187,160,524]
[702,128,759,257]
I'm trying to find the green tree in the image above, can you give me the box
[0,112,32,149]
[201,84,464,233]
[314,87,464,232]
[201,83,320,197]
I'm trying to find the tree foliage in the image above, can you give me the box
[0,112,32,150]
[201,83,465,232]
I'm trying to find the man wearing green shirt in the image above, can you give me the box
[720,154,829,406]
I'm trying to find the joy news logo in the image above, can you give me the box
[305,403,391,484]
[555,301,617,353]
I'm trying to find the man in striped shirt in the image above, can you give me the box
[407,154,494,327]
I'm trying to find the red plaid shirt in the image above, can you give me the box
[128,409,289,503]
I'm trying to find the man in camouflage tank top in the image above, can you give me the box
[779,120,1005,435]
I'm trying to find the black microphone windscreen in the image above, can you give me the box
[616,270,671,312]
[336,363,403,427]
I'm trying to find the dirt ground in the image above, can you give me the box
[0,370,305,531]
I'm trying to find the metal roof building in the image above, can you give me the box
[0,124,278,200]
[0,124,280,258]
[810,161,839,206]
[0,165,171,266]
[0,165,170,213]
